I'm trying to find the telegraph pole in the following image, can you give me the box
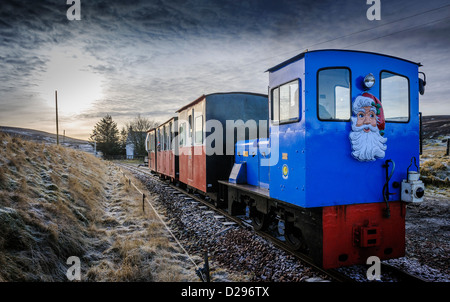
[55,90,59,145]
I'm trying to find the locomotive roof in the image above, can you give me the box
[175,92,267,113]
[265,49,422,73]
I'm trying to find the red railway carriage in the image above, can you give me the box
[156,117,178,180]
[145,128,157,172]
[176,92,268,197]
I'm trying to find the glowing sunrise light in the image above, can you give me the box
[39,45,104,116]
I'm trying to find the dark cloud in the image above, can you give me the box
[0,0,449,138]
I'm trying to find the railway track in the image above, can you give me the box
[115,162,427,283]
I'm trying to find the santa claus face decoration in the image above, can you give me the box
[349,92,387,162]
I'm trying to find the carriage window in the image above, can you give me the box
[168,122,172,150]
[157,129,161,151]
[318,68,350,121]
[150,133,155,151]
[381,71,409,122]
[179,123,186,146]
[195,115,203,144]
[188,115,192,138]
[145,133,150,152]
[271,80,299,124]
[148,134,155,151]
[163,126,167,150]
[147,133,152,152]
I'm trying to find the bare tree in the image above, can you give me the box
[124,115,158,157]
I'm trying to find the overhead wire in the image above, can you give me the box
[197,3,450,91]
[241,3,450,69]
[300,3,450,53]
[343,16,450,49]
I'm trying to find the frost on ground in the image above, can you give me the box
[386,138,450,282]
[85,165,198,281]
[421,137,450,188]
[0,126,94,155]
[1,129,448,282]
[396,191,450,281]
[0,131,197,281]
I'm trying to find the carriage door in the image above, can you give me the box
[188,109,194,182]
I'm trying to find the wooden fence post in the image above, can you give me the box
[142,193,145,213]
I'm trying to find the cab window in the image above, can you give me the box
[318,68,351,121]
[381,71,409,122]
[271,80,299,124]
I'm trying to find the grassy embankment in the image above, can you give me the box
[0,131,197,281]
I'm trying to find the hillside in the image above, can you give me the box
[422,115,450,140]
[0,131,197,281]
[0,126,94,154]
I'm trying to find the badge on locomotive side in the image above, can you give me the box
[349,92,387,162]
[282,164,289,179]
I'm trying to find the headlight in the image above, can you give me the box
[415,187,425,199]
[364,73,375,89]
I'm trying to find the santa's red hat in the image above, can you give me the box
[353,92,385,135]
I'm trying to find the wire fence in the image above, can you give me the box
[118,167,209,282]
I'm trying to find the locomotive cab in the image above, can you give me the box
[266,49,423,209]
[226,49,425,268]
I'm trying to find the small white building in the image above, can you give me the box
[125,131,146,159]
[125,141,135,159]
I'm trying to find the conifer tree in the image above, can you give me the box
[89,114,122,157]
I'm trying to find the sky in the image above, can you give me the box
[1,0,449,140]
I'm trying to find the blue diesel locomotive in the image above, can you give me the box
[219,49,425,269]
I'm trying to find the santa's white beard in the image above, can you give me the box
[349,118,387,162]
